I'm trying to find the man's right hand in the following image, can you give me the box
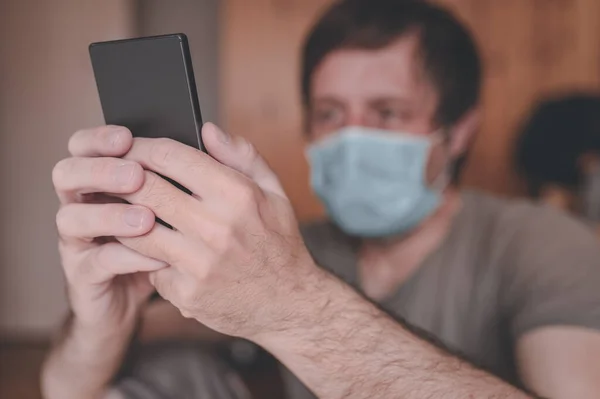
[43,126,169,399]
[52,125,166,333]
[52,125,166,334]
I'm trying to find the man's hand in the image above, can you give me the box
[112,124,531,399]
[52,125,166,332]
[116,123,321,339]
[43,126,167,399]
[46,123,532,399]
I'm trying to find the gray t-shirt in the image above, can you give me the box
[285,190,600,398]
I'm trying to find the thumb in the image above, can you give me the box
[202,122,285,197]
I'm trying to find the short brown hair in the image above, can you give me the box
[301,0,482,127]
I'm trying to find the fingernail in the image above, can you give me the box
[124,207,147,228]
[116,163,136,185]
[212,124,229,144]
[108,128,124,148]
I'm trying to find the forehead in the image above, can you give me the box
[310,35,431,101]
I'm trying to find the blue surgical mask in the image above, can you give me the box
[306,126,447,238]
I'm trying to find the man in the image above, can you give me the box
[42,1,600,398]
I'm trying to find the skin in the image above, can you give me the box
[41,35,600,398]
[42,124,530,399]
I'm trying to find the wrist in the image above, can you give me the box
[251,264,351,350]
[69,313,138,359]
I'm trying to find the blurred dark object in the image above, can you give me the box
[514,93,600,218]
[217,340,286,399]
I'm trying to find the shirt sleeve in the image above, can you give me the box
[501,205,600,339]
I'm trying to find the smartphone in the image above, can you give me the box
[89,33,204,151]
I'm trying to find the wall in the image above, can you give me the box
[0,0,137,337]
[0,0,222,337]
[221,0,600,221]
[137,0,220,124]
[439,0,600,193]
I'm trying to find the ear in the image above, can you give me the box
[448,107,480,158]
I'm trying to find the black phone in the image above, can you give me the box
[89,33,204,151]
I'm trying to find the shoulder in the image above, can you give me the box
[460,192,600,335]
[461,190,596,249]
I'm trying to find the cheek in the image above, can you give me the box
[307,128,337,142]
[424,141,448,185]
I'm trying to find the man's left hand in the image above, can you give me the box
[113,123,323,340]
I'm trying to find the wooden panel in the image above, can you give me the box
[220,0,328,221]
[221,0,600,221]
[439,0,600,193]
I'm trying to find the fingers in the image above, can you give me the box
[75,242,168,284]
[202,123,285,196]
[117,222,188,266]
[123,137,236,198]
[68,125,133,157]
[57,203,155,243]
[53,157,144,204]
[64,242,167,288]
[120,171,204,233]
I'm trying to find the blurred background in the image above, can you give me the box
[0,0,599,397]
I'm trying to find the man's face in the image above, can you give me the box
[306,35,447,183]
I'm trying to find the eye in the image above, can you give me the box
[313,108,340,123]
[379,107,399,121]
[313,106,343,126]
[315,108,338,122]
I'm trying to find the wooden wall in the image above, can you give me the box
[220,0,600,222]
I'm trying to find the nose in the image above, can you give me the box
[346,113,375,129]
[347,111,381,129]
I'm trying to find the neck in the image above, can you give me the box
[358,189,462,300]
[377,188,462,245]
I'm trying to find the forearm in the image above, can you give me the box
[41,313,135,399]
[258,268,531,399]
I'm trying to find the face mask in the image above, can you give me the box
[581,164,600,223]
[306,126,447,238]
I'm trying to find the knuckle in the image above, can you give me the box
[67,129,87,154]
[242,140,259,163]
[206,223,235,254]
[52,158,72,189]
[55,206,73,234]
[149,138,178,168]
[233,183,261,216]
[57,239,77,271]
[139,172,176,211]
[234,182,257,206]
[139,171,160,195]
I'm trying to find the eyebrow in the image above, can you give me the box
[312,96,413,106]
[311,97,345,107]
[367,97,414,107]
